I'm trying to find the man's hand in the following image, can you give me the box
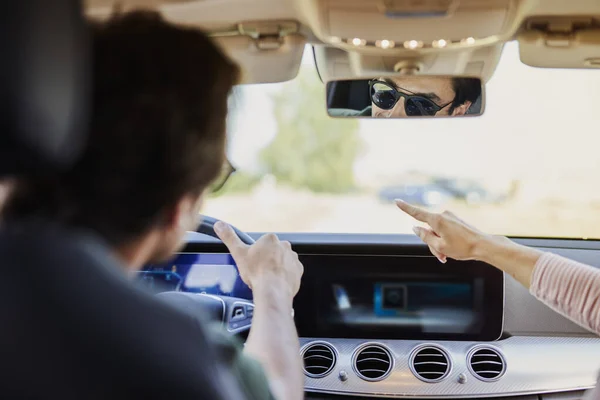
[213,221,304,400]
[395,199,488,263]
[214,221,303,299]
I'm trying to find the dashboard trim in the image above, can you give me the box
[183,232,600,251]
[302,385,595,399]
[299,336,600,398]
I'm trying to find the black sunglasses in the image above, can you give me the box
[209,159,236,194]
[369,79,451,116]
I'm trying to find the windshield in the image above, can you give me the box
[205,42,600,239]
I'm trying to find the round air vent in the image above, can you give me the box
[468,346,506,382]
[302,342,336,378]
[353,344,393,381]
[410,345,451,382]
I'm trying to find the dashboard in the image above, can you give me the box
[141,233,600,399]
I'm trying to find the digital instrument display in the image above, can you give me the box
[138,253,252,300]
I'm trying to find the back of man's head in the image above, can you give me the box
[4,10,240,246]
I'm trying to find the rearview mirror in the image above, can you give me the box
[326,76,484,118]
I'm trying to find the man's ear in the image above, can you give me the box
[162,196,195,232]
[451,101,472,116]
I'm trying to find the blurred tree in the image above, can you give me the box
[259,66,361,193]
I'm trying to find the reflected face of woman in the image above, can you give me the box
[370,77,472,118]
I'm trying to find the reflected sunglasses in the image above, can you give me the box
[369,79,451,116]
[209,158,236,194]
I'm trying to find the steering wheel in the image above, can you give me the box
[156,215,255,334]
[196,215,255,245]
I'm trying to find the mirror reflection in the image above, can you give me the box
[327,76,483,118]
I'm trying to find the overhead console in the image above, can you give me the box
[294,255,504,341]
[299,0,523,53]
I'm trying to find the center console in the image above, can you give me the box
[292,254,600,399]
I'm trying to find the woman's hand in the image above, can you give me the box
[395,199,543,287]
[395,199,491,263]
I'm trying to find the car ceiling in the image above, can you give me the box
[85,0,600,83]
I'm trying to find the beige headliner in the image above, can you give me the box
[85,0,600,83]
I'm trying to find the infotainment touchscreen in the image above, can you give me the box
[294,255,504,341]
[327,279,479,333]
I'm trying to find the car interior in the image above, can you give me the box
[6,0,600,399]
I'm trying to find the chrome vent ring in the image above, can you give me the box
[302,342,336,378]
[468,346,506,382]
[410,345,451,383]
[353,343,393,382]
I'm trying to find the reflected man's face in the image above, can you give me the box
[370,77,472,118]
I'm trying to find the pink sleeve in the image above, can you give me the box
[530,252,600,335]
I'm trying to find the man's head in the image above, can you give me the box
[370,76,481,118]
[4,11,240,265]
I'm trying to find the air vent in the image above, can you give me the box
[353,344,393,381]
[468,347,506,381]
[410,346,451,382]
[302,342,336,378]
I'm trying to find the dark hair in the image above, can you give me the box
[4,10,240,245]
[450,77,481,113]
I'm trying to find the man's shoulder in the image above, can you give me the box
[0,222,246,399]
[328,106,371,117]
